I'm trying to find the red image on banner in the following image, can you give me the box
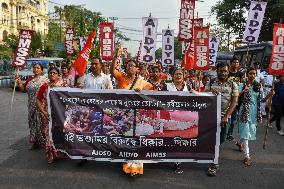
[178,0,195,42]
[73,30,97,76]
[193,26,210,70]
[269,23,284,76]
[12,29,33,67]
[100,22,114,61]
[65,27,74,56]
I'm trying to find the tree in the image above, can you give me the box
[53,5,130,60]
[211,0,284,41]
[31,32,42,56]
[3,34,18,52]
[155,48,162,60]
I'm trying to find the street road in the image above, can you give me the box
[0,88,283,189]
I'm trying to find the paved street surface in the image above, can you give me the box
[0,88,283,189]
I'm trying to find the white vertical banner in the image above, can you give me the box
[79,37,87,51]
[141,17,158,64]
[209,37,219,67]
[242,1,267,44]
[162,29,174,66]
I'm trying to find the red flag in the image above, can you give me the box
[181,49,194,70]
[12,29,33,67]
[100,22,114,61]
[268,23,284,76]
[73,30,97,76]
[193,26,210,70]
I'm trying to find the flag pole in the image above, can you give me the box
[263,17,282,149]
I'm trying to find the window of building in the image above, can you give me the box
[2,3,8,10]
[3,30,8,41]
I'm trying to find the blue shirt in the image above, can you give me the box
[272,82,284,107]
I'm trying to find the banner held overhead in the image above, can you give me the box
[242,1,267,44]
[162,29,174,66]
[141,16,158,63]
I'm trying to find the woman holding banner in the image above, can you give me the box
[235,67,263,166]
[16,63,48,149]
[111,48,153,176]
[36,67,64,164]
[162,67,193,174]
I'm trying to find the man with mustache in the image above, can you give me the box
[206,62,239,176]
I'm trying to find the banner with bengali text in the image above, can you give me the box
[48,88,221,164]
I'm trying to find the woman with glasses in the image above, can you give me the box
[36,67,65,163]
[16,63,48,149]
[110,48,153,176]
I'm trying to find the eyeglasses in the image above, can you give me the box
[126,63,136,68]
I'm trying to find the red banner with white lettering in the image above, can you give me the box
[12,29,33,67]
[269,23,284,76]
[178,0,195,42]
[100,22,114,61]
[65,27,74,56]
[73,30,97,76]
[193,26,210,70]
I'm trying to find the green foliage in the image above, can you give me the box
[3,34,18,52]
[211,0,284,41]
[31,32,42,56]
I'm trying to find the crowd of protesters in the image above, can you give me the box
[15,47,283,177]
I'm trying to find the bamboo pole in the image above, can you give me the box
[263,17,283,149]
[263,76,275,149]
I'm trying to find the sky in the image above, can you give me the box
[48,0,219,55]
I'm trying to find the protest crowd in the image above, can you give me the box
[10,0,284,178]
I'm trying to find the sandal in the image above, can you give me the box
[243,157,252,166]
[47,156,54,164]
[173,163,183,174]
[236,142,244,152]
[207,164,219,177]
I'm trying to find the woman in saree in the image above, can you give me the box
[36,67,65,164]
[16,63,48,149]
[110,48,153,176]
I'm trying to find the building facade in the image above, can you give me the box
[0,0,48,43]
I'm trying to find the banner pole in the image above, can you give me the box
[263,17,282,149]
[263,75,275,149]
[10,67,19,112]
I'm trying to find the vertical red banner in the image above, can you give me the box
[269,23,284,76]
[65,27,74,56]
[193,26,210,70]
[178,0,195,42]
[100,22,114,61]
[12,29,33,67]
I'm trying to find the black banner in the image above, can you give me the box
[48,88,221,164]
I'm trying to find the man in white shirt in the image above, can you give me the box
[77,57,113,167]
[261,69,273,117]
[81,57,113,89]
